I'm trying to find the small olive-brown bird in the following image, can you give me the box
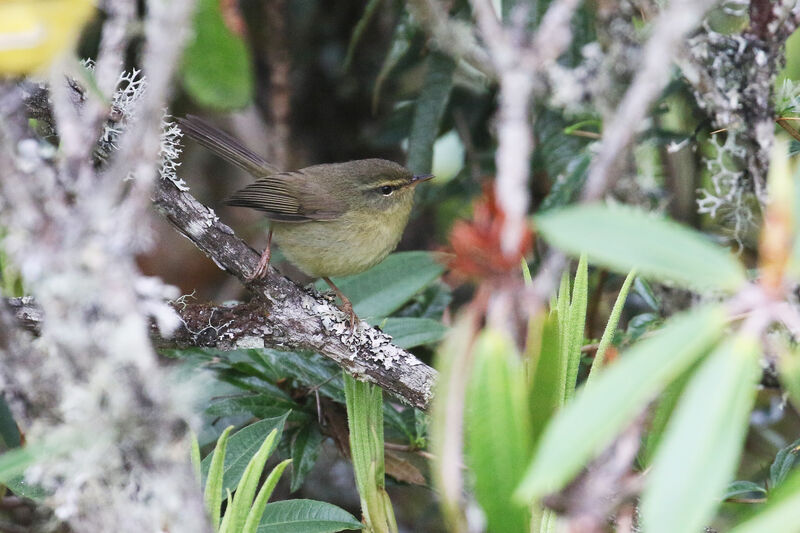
[177,116,433,326]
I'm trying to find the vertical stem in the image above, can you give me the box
[344,374,398,533]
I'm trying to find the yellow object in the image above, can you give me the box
[0,0,95,76]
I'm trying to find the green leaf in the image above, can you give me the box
[181,0,254,110]
[0,396,21,448]
[224,429,280,533]
[319,252,445,320]
[289,425,324,493]
[723,480,767,501]
[344,374,397,532]
[769,436,800,489]
[3,475,47,501]
[564,254,588,401]
[243,459,292,533]
[257,499,363,532]
[640,334,761,533]
[381,317,447,349]
[205,425,233,531]
[586,270,635,384]
[406,52,456,175]
[730,470,800,533]
[466,329,532,533]
[343,0,383,72]
[430,311,478,531]
[190,431,202,483]
[639,366,693,467]
[526,311,564,445]
[534,204,747,292]
[201,415,288,500]
[206,394,298,420]
[515,305,726,502]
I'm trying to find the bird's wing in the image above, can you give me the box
[176,115,281,177]
[225,170,347,222]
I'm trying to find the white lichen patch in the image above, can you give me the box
[318,303,423,370]
[235,336,266,349]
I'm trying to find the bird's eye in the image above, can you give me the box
[379,185,394,195]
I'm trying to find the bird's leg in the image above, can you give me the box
[249,227,273,280]
[323,276,358,330]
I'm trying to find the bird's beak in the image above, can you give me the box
[411,174,435,185]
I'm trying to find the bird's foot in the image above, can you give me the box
[247,247,272,281]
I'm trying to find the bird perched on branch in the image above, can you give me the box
[177,115,433,327]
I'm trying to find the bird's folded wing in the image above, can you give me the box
[225,171,346,222]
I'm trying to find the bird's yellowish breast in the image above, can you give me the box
[272,200,412,278]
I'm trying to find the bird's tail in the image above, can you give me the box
[176,115,281,177]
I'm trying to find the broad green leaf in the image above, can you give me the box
[257,499,363,532]
[243,459,292,533]
[206,394,298,421]
[381,317,447,349]
[769,436,800,489]
[466,329,532,533]
[586,270,636,384]
[723,480,767,501]
[515,305,726,502]
[406,52,456,175]
[181,0,254,110]
[3,475,47,501]
[253,350,344,403]
[320,252,445,319]
[639,366,693,467]
[289,425,324,492]
[205,425,233,531]
[201,415,288,499]
[730,470,800,533]
[535,204,747,292]
[564,254,588,401]
[640,334,761,533]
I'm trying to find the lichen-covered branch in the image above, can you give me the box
[581,0,718,201]
[6,293,437,411]
[0,2,208,532]
[151,177,437,411]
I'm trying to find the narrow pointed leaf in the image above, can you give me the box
[243,459,292,533]
[205,425,233,531]
[466,329,532,533]
[201,415,288,499]
[535,204,747,292]
[526,311,564,444]
[587,270,636,383]
[515,305,726,502]
[641,333,761,533]
[226,429,280,533]
[564,254,588,400]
